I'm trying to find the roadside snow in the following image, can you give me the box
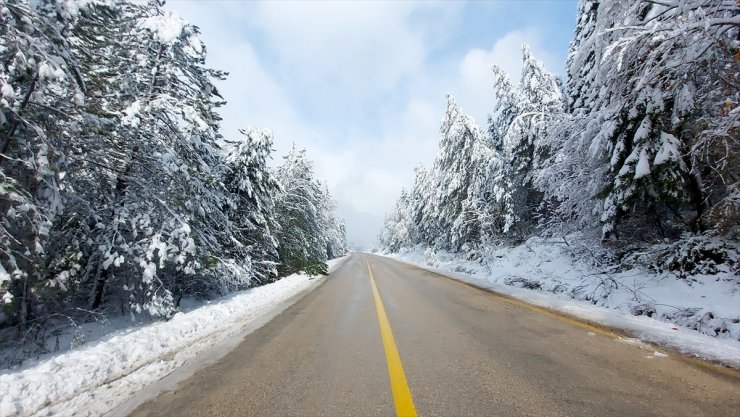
[380,242,740,368]
[0,257,348,417]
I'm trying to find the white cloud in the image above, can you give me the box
[253,2,425,97]
[167,2,564,248]
[309,98,441,247]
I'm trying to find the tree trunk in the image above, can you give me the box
[89,154,134,310]
[90,262,108,310]
[683,162,706,233]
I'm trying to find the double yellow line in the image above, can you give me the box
[366,262,418,417]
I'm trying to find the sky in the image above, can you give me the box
[166,0,578,249]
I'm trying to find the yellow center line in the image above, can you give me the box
[366,261,418,417]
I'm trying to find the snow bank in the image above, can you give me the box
[381,244,740,368]
[0,257,348,417]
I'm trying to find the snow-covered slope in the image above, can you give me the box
[380,242,739,368]
[0,256,348,417]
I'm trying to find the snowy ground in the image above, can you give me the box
[0,256,348,417]
[380,240,740,368]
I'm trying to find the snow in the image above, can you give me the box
[634,149,651,178]
[121,101,142,127]
[654,132,680,165]
[379,242,740,368]
[183,35,203,58]
[37,62,65,81]
[0,263,10,284]
[141,12,185,44]
[1,83,15,99]
[0,256,348,417]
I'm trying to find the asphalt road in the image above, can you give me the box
[129,253,740,417]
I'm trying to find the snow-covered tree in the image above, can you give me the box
[50,1,232,317]
[536,0,635,236]
[380,96,513,253]
[381,0,737,280]
[273,147,346,276]
[491,45,566,239]
[429,96,499,250]
[318,185,347,260]
[543,0,738,244]
[488,66,520,152]
[0,0,111,329]
[408,165,436,245]
[534,0,738,276]
[0,0,348,352]
[565,0,601,113]
[0,0,299,325]
[470,148,514,245]
[378,189,415,252]
[223,127,280,285]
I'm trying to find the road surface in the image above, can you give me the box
[129,253,740,417]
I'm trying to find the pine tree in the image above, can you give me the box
[378,189,415,252]
[380,96,513,253]
[0,0,349,349]
[470,148,514,245]
[409,164,436,246]
[273,147,346,276]
[488,66,520,152]
[493,45,566,239]
[599,0,738,241]
[318,184,347,259]
[2,0,237,323]
[565,0,600,114]
[537,0,738,274]
[548,0,738,242]
[223,127,280,285]
[430,96,497,250]
[68,1,231,316]
[0,0,108,330]
[380,0,738,279]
